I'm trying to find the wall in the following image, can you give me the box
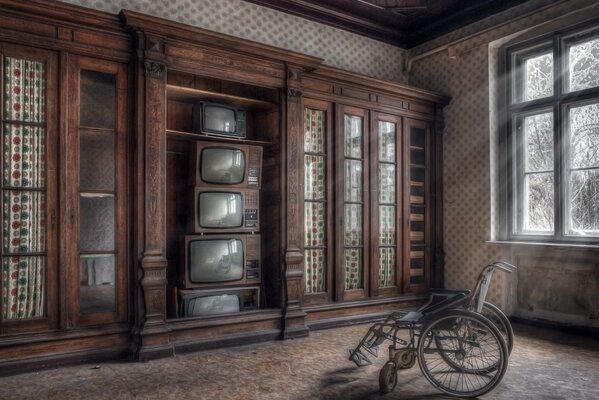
[60,0,407,83]
[409,0,599,328]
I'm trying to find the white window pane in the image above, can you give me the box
[524,53,553,101]
[569,103,599,169]
[523,112,553,172]
[523,173,554,232]
[568,37,599,92]
[568,169,599,235]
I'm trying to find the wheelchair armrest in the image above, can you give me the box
[429,288,471,296]
[418,292,469,315]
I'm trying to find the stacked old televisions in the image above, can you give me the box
[178,102,263,318]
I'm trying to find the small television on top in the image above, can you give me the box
[191,188,259,234]
[190,142,262,189]
[181,234,261,289]
[193,102,246,139]
[178,286,260,318]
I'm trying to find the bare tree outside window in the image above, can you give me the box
[508,28,599,241]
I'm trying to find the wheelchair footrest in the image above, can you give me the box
[348,348,372,367]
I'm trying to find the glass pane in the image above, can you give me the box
[80,194,114,252]
[2,256,44,320]
[79,254,115,314]
[80,70,116,129]
[522,112,553,172]
[304,108,324,153]
[411,127,425,148]
[304,249,326,294]
[304,155,325,200]
[344,160,362,202]
[378,248,395,288]
[3,57,46,123]
[344,204,362,246]
[523,172,554,232]
[304,202,326,247]
[569,103,599,169]
[3,190,45,253]
[80,129,115,191]
[379,205,395,246]
[568,37,599,92]
[378,164,395,204]
[344,115,362,158]
[524,52,553,101]
[568,169,599,235]
[378,121,396,162]
[344,248,361,290]
[3,124,45,188]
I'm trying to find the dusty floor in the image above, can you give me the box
[0,322,598,399]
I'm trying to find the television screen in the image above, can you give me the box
[204,105,236,133]
[184,293,241,316]
[201,147,246,184]
[189,238,244,283]
[198,192,243,228]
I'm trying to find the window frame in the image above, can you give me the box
[503,21,599,244]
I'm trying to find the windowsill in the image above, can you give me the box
[486,240,599,250]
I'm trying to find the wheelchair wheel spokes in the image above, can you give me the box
[418,310,508,398]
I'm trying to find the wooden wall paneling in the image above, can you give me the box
[133,32,173,360]
[432,104,445,289]
[282,65,309,339]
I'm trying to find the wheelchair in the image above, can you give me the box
[348,261,517,398]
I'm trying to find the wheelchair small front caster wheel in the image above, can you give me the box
[379,361,398,394]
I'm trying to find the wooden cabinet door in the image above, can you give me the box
[336,104,370,301]
[403,118,432,293]
[0,43,59,334]
[66,55,128,327]
[370,112,404,298]
[301,98,334,305]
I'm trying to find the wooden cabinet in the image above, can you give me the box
[298,68,448,326]
[0,0,448,371]
[0,0,132,372]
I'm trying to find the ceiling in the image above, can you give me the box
[245,0,535,48]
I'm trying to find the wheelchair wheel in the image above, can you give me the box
[417,309,508,398]
[379,361,398,394]
[481,301,514,355]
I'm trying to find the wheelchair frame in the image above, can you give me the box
[348,261,517,398]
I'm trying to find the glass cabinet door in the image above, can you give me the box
[371,113,403,297]
[0,45,58,334]
[67,55,128,326]
[302,99,333,304]
[337,105,369,301]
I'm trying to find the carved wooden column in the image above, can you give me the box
[134,32,173,360]
[283,65,309,339]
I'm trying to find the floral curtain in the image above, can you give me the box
[2,56,46,320]
[304,109,327,294]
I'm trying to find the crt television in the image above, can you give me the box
[178,286,260,317]
[191,188,259,234]
[181,234,261,289]
[190,142,262,189]
[193,102,246,138]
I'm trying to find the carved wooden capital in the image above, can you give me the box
[144,60,165,79]
[288,88,302,99]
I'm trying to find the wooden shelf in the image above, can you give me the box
[166,129,273,146]
[167,85,278,111]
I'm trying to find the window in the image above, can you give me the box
[506,24,599,241]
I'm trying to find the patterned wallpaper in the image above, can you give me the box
[409,0,599,308]
[59,0,408,83]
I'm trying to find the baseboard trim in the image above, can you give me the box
[510,316,599,338]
